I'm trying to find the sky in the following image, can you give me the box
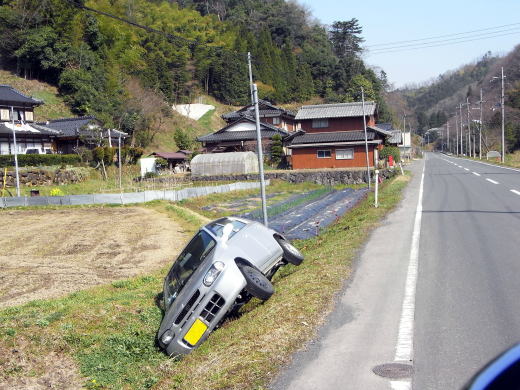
[298,0,520,89]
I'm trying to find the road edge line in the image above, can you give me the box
[394,161,425,364]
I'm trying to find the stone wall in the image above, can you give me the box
[0,168,87,187]
[190,168,398,186]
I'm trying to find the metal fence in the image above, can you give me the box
[0,180,269,208]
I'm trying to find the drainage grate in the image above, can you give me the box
[373,363,413,379]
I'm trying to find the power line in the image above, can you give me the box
[367,30,520,56]
[369,27,520,52]
[366,22,520,48]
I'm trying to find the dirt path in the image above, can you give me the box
[0,206,186,308]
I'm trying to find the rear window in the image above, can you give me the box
[205,218,246,239]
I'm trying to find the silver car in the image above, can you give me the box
[157,216,304,356]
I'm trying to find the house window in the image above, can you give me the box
[25,111,34,122]
[317,149,331,158]
[272,117,281,125]
[0,109,9,121]
[336,148,354,160]
[312,119,328,128]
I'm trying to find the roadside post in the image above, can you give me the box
[399,162,404,175]
[374,170,379,208]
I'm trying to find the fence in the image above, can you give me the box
[0,180,269,208]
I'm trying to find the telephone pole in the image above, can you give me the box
[454,115,459,156]
[477,88,484,159]
[466,98,472,158]
[492,67,506,163]
[459,103,464,155]
[446,121,450,152]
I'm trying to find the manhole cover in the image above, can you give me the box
[373,363,413,379]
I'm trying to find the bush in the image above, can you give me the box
[144,171,158,179]
[50,188,64,196]
[379,146,401,163]
[0,154,81,168]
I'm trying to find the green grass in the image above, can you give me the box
[197,108,216,132]
[0,174,410,390]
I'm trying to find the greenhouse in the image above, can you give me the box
[191,151,259,176]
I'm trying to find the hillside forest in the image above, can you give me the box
[0,0,392,149]
[387,46,520,154]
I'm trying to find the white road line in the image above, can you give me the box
[486,178,499,184]
[394,162,425,364]
[473,172,481,176]
[464,168,469,171]
[511,189,520,196]
[451,156,520,173]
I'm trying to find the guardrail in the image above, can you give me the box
[0,180,268,208]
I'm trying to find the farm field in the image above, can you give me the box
[0,206,186,308]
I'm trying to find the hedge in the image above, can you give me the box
[0,154,82,168]
[379,146,401,163]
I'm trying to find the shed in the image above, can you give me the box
[191,152,259,176]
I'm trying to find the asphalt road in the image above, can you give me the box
[271,153,520,390]
[414,153,520,389]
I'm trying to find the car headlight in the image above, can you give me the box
[161,329,175,345]
[203,261,225,287]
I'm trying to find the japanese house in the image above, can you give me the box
[287,102,392,169]
[197,116,289,154]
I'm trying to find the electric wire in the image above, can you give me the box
[367,30,520,55]
[369,27,520,52]
[367,22,520,48]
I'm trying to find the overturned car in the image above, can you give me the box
[157,217,304,356]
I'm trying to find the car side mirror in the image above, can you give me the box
[463,343,520,389]
[221,223,234,244]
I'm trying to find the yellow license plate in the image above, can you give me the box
[183,319,208,346]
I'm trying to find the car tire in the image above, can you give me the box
[239,265,274,301]
[275,237,304,266]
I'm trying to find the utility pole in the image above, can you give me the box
[454,115,459,156]
[247,52,254,105]
[361,87,371,189]
[459,104,464,156]
[466,97,472,158]
[10,107,20,197]
[446,121,450,152]
[252,84,268,226]
[492,67,506,163]
[478,88,484,159]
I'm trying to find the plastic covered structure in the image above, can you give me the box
[191,152,259,176]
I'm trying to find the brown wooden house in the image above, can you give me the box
[287,102,392,169]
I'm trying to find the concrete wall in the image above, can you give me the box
[191,167,397,186]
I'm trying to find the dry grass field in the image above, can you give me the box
[0,206,186,308]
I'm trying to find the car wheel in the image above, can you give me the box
[275,237,304,266]
[239,265,274,301]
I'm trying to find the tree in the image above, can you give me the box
[270,134,283,166]
[329,19,364,59]
[174,128,193,150]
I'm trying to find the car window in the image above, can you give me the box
[206,218,246,239]
[166,230,216,301]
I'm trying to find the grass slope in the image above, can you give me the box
[0,174,410,390]
[0,70,73,121]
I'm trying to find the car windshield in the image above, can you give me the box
[165,230,216,303]
[205,218,246,239]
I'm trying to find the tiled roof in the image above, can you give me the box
[198,129,285,143]
[222,100,296,120]
[367,125,393,137]
[295,101,377,120]
[0,85,43,106]
[0,122,60,136]
[388,130,402,144]
[376,122,394,132]
[150,151,190,160]
[38,116,98,137]
[289,130,376,145]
